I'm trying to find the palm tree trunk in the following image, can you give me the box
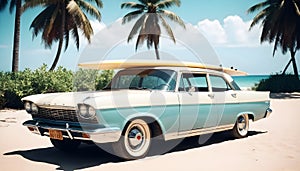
[49,2,65,71]
[11,0,21,72]
[282,59,292,75]
[154,44,160,60]
[290,49,299,80]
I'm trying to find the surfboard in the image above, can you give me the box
[78,60,247,76]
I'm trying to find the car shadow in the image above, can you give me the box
[4,144,123,171]
[4,130,266,170]
[270,92,300,99]
[166,130,267,154]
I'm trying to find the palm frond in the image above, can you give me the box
[43,4,59,39]
[80,12,93,43]
[84,0,103,8]
[67,0,88,26]
[158,14,175,42]
[247,0,270,14]
[0,0,8,11]
[122,9,144,24]
[136,34,146,50]
[9,0,16,13]
[64,29,69,51]
[143,14,160,48]
[127,13,147,42]
[22,0,53,12]
[158,9,185,28]
[137,0,148,5]
[293,0,300,16]
[273,33,280,56]
[30,5,55,38]
[249,8,268,30]
[71,26,80,49]
[76,0,101,21]
[121,2,145,9]
[42,12,62,48]
[148,0,160,4]
[156,0,180,9]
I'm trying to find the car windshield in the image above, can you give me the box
[106,69,177,91]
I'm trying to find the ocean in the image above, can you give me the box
[232,75,270,90]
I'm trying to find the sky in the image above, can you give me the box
[0,0,299,75]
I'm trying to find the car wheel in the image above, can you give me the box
[50,138,81,152]
[112,119,151,160]
[231,114,249,138]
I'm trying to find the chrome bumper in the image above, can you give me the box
[23,120,122,143]
[264,108,272,118]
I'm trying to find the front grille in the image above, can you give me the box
[33,107,98,124]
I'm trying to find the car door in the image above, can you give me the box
[207,74,239,127]
[178,72,213,131]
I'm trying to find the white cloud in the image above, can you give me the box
[24,48,52,56]
[196,19,227,44]
[195,15,262,47]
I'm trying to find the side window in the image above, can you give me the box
[210,75,232,92]
[179,73,208,92]
[116,75,140,89]
[142,76,165,89]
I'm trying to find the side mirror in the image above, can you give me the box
[188,86,196,93]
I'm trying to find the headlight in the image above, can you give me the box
[78,104,96,119]
[24,101,38,114]
[24,102,31,112]
[88,107,96,116]
[31,103,38,114]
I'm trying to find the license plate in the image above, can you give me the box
[49,130,63,140]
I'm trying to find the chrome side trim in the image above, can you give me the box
[164,124,234,141]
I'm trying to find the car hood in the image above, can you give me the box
[21,90,151,108]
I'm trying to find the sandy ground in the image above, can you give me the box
[0,97,300,171]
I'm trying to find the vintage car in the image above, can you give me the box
[22,60,272,159]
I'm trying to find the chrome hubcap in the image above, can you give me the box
[237,115,248,136]
[128,127,144,149]
[238,117,246,130]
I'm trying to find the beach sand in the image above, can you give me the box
[0,97,299,171]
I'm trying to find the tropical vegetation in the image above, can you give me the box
[248,0,300,79]
[22,0,103,70]
[0,65,113,109]
[255,74,300,92]
[0,0,22,72]
[121,0,185,60]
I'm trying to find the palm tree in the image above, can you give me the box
[248,0,300,78]
[22,0,103,71]
[0,0,22,72]
[121,0,185,60]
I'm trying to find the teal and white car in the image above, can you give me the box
[22,65,272,159]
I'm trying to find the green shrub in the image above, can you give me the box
[255,74,300,93]
[0,91,6,109]
[0,65,113,109]
[95,70,114,90]
[73,69,114,91]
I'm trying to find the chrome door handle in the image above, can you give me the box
[208,94,215,98]
[231,93,237,98]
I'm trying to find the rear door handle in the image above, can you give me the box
[231,93,237,98]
